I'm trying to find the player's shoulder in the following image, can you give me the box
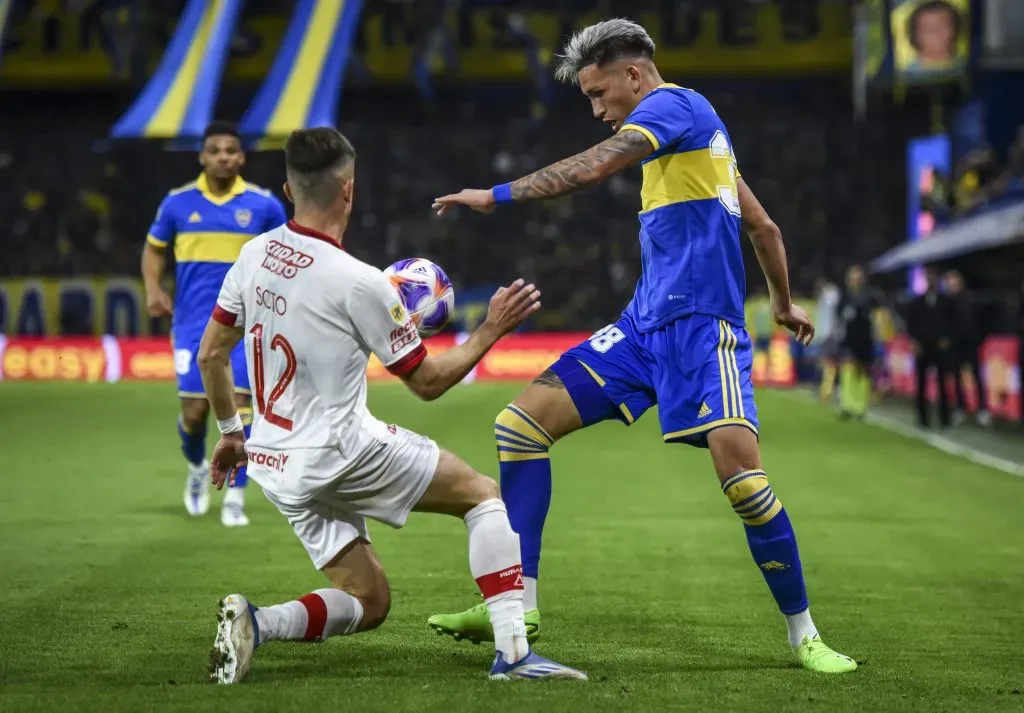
[635,83,698,111]
[157,181,200,215]
[241,181,279,202]
[165,180,199,199]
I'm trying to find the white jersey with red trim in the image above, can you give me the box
[212,221,426,454]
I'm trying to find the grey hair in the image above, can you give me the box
[553,18,656,85]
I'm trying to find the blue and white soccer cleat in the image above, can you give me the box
[489,649,588,681]
[209,594,259,684]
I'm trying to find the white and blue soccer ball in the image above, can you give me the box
[384,257,455,338]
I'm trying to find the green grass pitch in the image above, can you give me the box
[1,381,1022,712]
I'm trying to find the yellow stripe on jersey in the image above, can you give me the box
[639,147,735,213]
[174,231,253,263]
[619,123,661,151]
[147,233,169,248]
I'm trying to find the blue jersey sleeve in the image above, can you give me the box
[620,89,694,152]
[264,195,288,231]
[147,195,176,248]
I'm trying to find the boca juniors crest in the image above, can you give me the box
[234,208,253,228]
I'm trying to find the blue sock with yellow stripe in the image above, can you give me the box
[231,407,253,488]
[178,417,206,467]
[494,404,554,581]
[722,470,809,615]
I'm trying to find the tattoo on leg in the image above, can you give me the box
[531,369,565,390]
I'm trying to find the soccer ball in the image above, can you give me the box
[384,258,455,337]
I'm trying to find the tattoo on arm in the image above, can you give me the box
[510,130,653,202]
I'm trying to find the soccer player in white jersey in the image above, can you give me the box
[197,127,586,684]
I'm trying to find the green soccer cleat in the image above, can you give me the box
[428,602,541,645]
[795,635,858,673]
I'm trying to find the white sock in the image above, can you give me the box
[523,577,539,612]
[253,588,363,645]
[223,486,244,507]
[465,498,529,664]
[785,608,819,650]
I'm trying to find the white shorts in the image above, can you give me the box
[248,424,440,570]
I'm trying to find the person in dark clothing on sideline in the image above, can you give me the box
[943,270,991,426]
[836,265,879,419]
[906,268,954,429]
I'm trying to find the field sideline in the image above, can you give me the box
[1,381,1022,712]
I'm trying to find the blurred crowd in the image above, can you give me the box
[920,126,1024,221]
[0,78,923,331]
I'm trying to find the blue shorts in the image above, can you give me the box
[172,330,250,400]
[550,314,758,448]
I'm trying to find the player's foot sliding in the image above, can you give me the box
[722,469,857,674]
[211,500,583,683]
[464,499,582,680]
[428,403,552,645]
[209,594,257,684]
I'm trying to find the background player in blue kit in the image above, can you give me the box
[429,19,857,673]
[141,121,287,527]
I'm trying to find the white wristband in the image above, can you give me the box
[217,413,244,435]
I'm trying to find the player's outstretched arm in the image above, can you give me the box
[197,318,247,489]
[432,130,653,215]
[738,178,814,346]
[401,279,541,401]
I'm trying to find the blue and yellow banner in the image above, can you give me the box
[110,0,242,139]
[0,278,162,337]
[3,3,850,86]
[240,0,364,142]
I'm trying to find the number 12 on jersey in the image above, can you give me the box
[250,323,297,431]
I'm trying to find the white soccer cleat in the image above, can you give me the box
[488,649,588,681]
[221,487,249,527]
[184,460,211,517]
[209,594,257,684]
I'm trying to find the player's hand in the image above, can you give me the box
[210,433,247,491]
[146,288,173,317]
[432,189,497,216]
[483,279,541,336]
[773,302,815,346]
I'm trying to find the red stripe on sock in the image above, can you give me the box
[475,564,524,600]
[298,593,328,641]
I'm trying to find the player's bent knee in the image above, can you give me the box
[495,404,554,464]
[467,471,500,504]
[721,469,784,527]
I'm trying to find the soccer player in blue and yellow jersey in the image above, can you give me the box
[429,19,857,673]
[142,121,287,527]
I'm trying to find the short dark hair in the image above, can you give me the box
[908,0,962,51]
[284,127,356,207]
[203,120,240,141]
